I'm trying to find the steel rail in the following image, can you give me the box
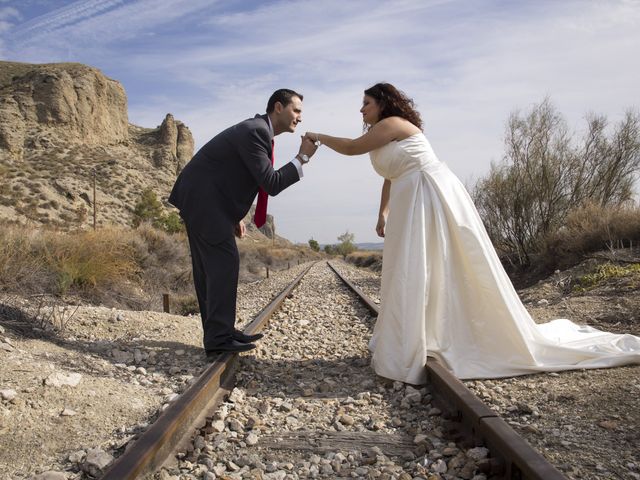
[326,261,567,480]
[101,263,314,480]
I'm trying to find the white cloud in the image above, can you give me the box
[6,0,218,59]
[0,20,12,33]
[0,6,19,20]
[2,0,639,243]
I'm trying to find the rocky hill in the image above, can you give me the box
[0,61,276,236]
[0,61,194,230]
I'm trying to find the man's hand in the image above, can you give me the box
[235,220,246,238]
[298,135,318,161]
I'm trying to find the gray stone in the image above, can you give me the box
[0,389,17,401]
[68,450,86,463]
[44,372,82,387]
[466,447,489,461]
[31,471,68,480]
[431,459,447,473]
[111,349,134,364]
[228,387,245,403]
[265,471,286,480]
[227,418,244,432]
[211,419,225,432]
[82,448,114,476]
[339,414,355,425]
[246,432,259,445]
[213,464,227,476]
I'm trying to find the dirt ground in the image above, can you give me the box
[0,254,639,479]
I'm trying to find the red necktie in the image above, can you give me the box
[253,139,274,228]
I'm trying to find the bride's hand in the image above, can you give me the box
[305,132,321,146]
[376,216,386,237]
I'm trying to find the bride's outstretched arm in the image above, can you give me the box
[305,117,407,156]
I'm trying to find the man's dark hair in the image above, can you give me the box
[266,89,303,113]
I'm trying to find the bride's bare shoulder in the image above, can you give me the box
[380,116,421,139]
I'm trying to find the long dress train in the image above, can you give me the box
[368,133,640,384]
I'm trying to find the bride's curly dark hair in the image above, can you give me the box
[364,83,423,131]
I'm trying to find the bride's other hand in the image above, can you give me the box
[376,216,386,237]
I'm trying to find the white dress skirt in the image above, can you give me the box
[368,132,640,384]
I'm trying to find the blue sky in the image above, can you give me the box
[1,0,639,244]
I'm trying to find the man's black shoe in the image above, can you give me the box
[205,340,256,359]
[232,330,264,343]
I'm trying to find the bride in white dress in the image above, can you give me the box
[306,83,640,384]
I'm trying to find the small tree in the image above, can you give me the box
[158,211,184,234]
[132,188,184,233]
[308,238,320,252]
[473,99,640,266]
[324,244,337,255]
[336,231,356,257]
[132,189,163,228]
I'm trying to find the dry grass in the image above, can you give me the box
[345,250,383,271]
[542,202,640,270]
[0,225,321,311]
[46,229,138,294]
[238,240,323,282]
[0,227,138,297]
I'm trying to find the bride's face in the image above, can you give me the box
[360,95,381,125]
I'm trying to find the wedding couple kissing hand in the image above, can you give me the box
[296,134,319,165]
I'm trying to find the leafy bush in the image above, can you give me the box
[336,231,356,257]
[308,238,320,252]
[132,188,184,233]
[132,188,163,227]
[159,211,183,234]
[324,244,337,255]
[473,99,640,267]
[574,262,640,292]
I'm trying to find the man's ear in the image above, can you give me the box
[274,101,283,114]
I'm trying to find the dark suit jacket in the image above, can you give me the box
[169,114,300,243]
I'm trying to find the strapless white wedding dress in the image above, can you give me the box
[368,132,640,383]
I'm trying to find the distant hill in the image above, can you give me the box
[319,242,384,251]
[356,242,384,250]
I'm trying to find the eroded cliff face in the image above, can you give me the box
[0,63,129,157]
[0,61,195,229]
[155,114,195,173]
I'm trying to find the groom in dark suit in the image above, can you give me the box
[169,89,317,358]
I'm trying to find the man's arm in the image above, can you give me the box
[236,126,300,196]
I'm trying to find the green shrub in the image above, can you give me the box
[473,100,640,267]
[308,238,320,252]
[132,188,184,233]
[574,262,640,292]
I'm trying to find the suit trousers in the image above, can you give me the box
[186,226,239,349]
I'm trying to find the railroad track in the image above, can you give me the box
[101,261,565,480]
